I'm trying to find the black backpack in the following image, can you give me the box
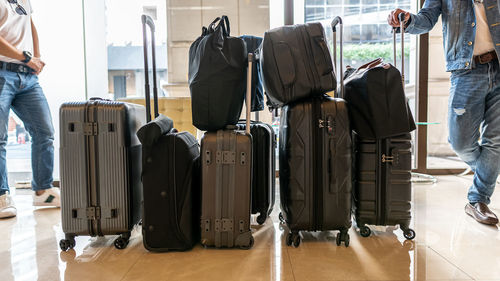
[188,16,247,131]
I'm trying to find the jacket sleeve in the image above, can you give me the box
[405,0,442,34]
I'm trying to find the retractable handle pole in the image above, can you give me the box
[246,54,253,135]
[142,15,159,123]
[331,16,343,98]
[393,13,406,86]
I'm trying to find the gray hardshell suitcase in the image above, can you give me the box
[200,54,254,249]
[59,98,146,251]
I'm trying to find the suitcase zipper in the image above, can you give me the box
[378,140,388,226]
[313,98,323,230]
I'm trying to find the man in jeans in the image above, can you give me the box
[0,0,60,219]
[389,0,500,225]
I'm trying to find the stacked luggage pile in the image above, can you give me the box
[58,14,415,252]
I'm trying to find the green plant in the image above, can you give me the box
[335,43,410,63]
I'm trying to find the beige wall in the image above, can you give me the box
[165,0,270,87]
[426,18,455,157]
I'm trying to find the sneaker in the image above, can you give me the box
[33,187,61,207]
[0,192,17,218]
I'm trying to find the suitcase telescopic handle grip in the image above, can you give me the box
[141,15,155,32]
[245,53,253,135]
[331,16,343,99]
[142,15,159,123]
[392,12,406,87]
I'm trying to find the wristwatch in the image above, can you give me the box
[21,51,32,63]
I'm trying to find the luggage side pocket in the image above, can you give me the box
[273,42,296,88]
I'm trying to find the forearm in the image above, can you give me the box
[0,36,24,61]
[405,0,442,34]
[31,20,40,57]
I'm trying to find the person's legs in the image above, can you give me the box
[468,62,500,204]
[449,61,500,225]
[0,70,20,218]
[448,64,488,177]
[11,73,55,195]
[0,70,18,196]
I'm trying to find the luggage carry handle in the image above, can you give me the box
[245,54,253,135]
[331,16,344,99]
[393,13,406,87]
[142,14,159,123]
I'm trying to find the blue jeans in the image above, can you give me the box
[0,69,54,195]
[449,60,500,205]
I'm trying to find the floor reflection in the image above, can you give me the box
[2,176,500,280]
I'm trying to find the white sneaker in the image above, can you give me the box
[33,187,61,207]
[0,192,17,218]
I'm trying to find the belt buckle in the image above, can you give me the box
[478,53,492,64]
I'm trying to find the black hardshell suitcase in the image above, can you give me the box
[139,15,201,251]
[279,95,352,247]
[353,133,414,239]
[59,99,146,251]
[353,17,415,240]
[237,120,276,225]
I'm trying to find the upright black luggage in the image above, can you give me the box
[279,17,352,247]
[352,16,415,240]
[139,15,201,251]
[59,100,145,251]
[237,120,276,225]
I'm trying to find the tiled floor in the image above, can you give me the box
[1,175,499,281]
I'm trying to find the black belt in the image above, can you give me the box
[0,61,34,73]
[473,51,498,64]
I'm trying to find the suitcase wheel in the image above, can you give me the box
[256,214,267,225]
[114,233,131,250]
[239,236,254,250]
[286,232,301,247]
[403,228,416,240]
[336,231,350,247]
[359,226,371,238]
[59,238,75,252]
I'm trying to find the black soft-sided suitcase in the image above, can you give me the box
[260,22,336,107]
[352,20,415,240]
[59,98,146,251]
[139,15,201,251]
[237,120,276,225]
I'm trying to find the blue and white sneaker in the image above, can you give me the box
[0,192,17,218]
[33,187,61,207]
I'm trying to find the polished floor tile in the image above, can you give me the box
[1,175,499,281]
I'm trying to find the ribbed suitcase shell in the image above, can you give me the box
[200,129,254,249]
[237,121,276,225]
[60,100,145,245]
[353,133,413,237]
[280,96,352,246]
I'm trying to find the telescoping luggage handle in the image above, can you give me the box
[393,13,406,86]
[142,14,159,123]
[244,54,253,135]
[331,16,343,99]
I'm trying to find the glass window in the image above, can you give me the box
[105,0,167,100]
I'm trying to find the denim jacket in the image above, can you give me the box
[406,0,500,71]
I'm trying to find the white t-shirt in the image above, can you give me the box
[0,0,33,63]
[473,1,495,56]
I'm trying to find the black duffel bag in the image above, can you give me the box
[260,23,336,108]
[344,59,416,139]
[188,16,247,131]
